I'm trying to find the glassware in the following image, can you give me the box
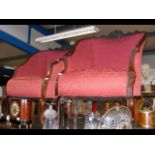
[84,112,100,129]
[72,112,78,129]
[59,98,73,129]
[97,106,132,129]
[43,104,58,129]
[72,99,78,129]
[87,100,93,113]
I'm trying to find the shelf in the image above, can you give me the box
[142,92,155,97]
[0,116,42,129]
[0,121,18,129]
[141,85,155,97]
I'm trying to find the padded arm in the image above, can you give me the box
[13,53,46,78]
[13,58,35,77]
[48,56,68,78]
[13,51,66,78]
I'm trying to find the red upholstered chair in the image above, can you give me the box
[7,50,66,99]
[47,32,147,120]
[6,50,66,126]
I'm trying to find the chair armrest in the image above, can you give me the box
[128,34,147,73]
[57,56,68,76]
[47,56,68,98]
[41,56,68,99]
[12,61,31,78]
[127,34,147,97]
[46,56,68,79]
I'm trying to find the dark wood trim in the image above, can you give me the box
[127,33,147,97]
[126,34,147,116]
[41,58,61,99]
[55,57,68,97]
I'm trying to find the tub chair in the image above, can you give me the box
[47,32,147,127]
[6,50,66,127]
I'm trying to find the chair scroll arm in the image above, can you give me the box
[57,56,68,76]
[127,34,147,97]
[127,48,139,98]
[126,34,147,114]
[55,56,68,97]
[41,57,67,99]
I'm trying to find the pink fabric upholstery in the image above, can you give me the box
[6,50,65,98]
[58,68,128,97]
[7,33,146,99]
[14,51,65,78]
[55,33,146,98]
[7,76,43,98]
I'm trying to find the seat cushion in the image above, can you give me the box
[58,68,128,97]
[6,76,43,98]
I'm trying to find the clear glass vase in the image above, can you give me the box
[84,112,100,129]
[43,105,58,129]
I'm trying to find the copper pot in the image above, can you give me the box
[138,108,155,129]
